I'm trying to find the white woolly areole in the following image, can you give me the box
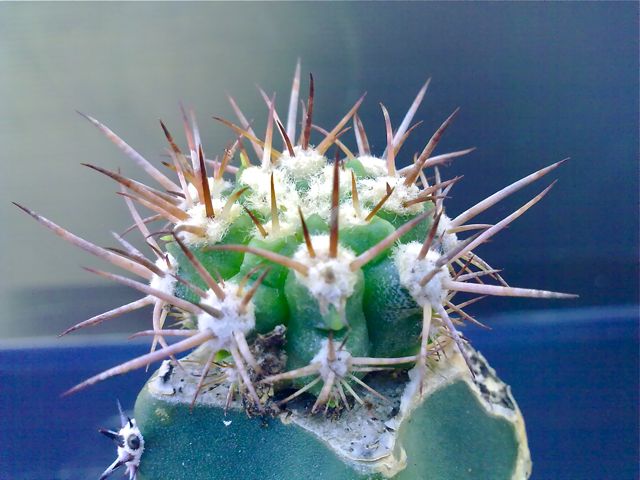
[151,360,176,396]
[238,165,299,239]
[239,165,301,239]
[356,155,389,177]
[358,175,424,216]
[312,339,353,380]
[338,202,369,227]
[394,242,450,306]
[112,419,144,479]
[175,196,242,246]
[278,146,327,179]
[435,213,459,254]
[293,235,358,315]
[149,255,177,294]
[305,164,354,216]
[197,283,255,346]
[239,165,300,215]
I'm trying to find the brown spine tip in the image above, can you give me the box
[418,208,444,260]
[81,266,202,315]
[198,145,215,218]
[302,73,314,150]
[365,183,394,222]
[59,296,154,337]
[380,103,396,175]
[276,119,296,157]
[270,173,280,234]
[159,120,183,156]
[298,207,316,258]
[329,150,340,258]
[353,114,370,156]
[243,206,268,238]
[350,171,362,218]
[403,107,461,187]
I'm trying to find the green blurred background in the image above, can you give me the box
[1,2,637,340]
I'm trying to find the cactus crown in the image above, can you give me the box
[16,62,574,416]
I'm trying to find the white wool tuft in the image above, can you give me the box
[149,255,177,294]
[240,165,299,208]
[394,242,450,306]
[278,146,327,179]
[305,164,354,218]
[197,283,255,346]
[435,213,459,254]
[356,155,389,177]
[312,339,353,380]
[293,235,358,314]
[358,175,425,216]
[175,196,242,246]
[338,202,368,227]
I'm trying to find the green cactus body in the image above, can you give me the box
[16,64,576,479]
[237,235,301,289]
[364,256,423,358]
[341,216,397,258]
[167,212,254,282]
[285,267,369,387]
[377,210,431,244]
[236,274,289,334]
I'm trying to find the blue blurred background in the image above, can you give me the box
[0,3,637,479]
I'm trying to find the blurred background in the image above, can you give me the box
[0,2,637,479]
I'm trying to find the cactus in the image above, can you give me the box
[15,62,574,479]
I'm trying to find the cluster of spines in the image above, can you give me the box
[98,400,144,480]
[15,61,575,414]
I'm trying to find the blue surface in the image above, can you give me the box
[467,306,639,479]
[1,306,638,479]
[0,342,150,480]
